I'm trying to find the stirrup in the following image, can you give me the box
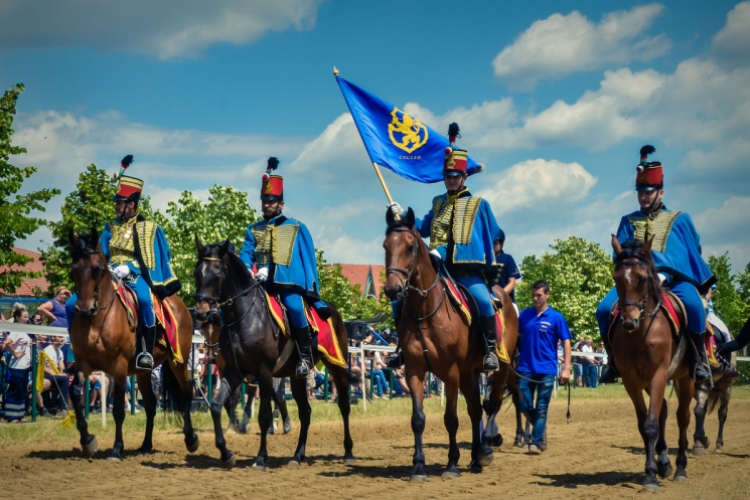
[295,359,312,378]
[135,352,154,371]
[693,363,712,383]
[483,352,499,372]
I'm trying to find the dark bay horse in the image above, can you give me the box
[68,230,198,460]
[193,239,354,470]
[611,236,694,492]
[693,342,736,456]
[383,208,518,481]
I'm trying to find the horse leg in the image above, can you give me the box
[642,376,667,491]
[692,382,709,456]
[715,384,730,454]
[483,366,508,455]
[273,383,293,435]
[136,372,156,453]
[69,370,97,458]
[170,361,199,453]
[288,377,311,466]
[623,379,659,491]
[330,364,355,463]
[656,398,673,478]
[253,375,274,471]
[211,375,239,469]
[674,379,694,482]
[108,380,127,461]
[406,366,428,482]
[439,367,461,478]
[461,370,487,474]
[512,386,524,448]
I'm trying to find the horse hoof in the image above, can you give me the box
[252,462,266,472]
[238,425,248,435]
[283,417,292,434]
[477,452,494,467]
[642,483,660,493]
[692,446,705,457]
[657,463,673,479]
[223,454,236,470]
[491,435,503,447]
[513,441,524,448]
[186,435,200,453]
[107,454,123,462]
[343,456,356,465]
[409,475,427,483]
[468,460,483,474]
[82,437,98,459]
[287,459,300,468]
[441,469,460,479]
[136,446,153,455]
[674,473,688,483]
[713,447,724,455]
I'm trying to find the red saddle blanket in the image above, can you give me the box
[113,282,182,364]
[266,293,347,368]
[443,278,510,364]
[610,291,682,337]
[705,322,720,368]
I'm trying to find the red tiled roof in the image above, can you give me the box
[337,264,385,297]
[0,247,50,297]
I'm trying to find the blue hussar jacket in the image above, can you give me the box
[239,215,321,299]
[100,214,181,299]
[414,189,501,274]
[615,204,716,293]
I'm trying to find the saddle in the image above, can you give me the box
[113,281,182,363]
[265,293,347,371]
[432,258,510,365]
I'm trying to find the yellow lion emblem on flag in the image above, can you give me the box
[388,107,428,153]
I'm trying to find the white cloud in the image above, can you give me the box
[693,196,750,266]
[492,3,671,90]
[0,0,324,59]
[711,2,750,65]
[477,159,597,216]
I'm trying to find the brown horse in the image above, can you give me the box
[611,236,694,492]
[68,230,199,460]
[383,208,518,480]
[693,339,736,456]
[193,239,353,470]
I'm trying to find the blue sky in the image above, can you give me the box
[4,0,750,271]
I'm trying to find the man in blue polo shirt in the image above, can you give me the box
[517,280,572,455]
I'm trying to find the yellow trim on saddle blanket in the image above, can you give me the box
[444,278,472,324]
[494,307,510,365]
[305,305,347,368]
[151,292,183,364]
[265,291,287,336]
[705,322,720,368]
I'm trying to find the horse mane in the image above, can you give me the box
[71,233,97,261]
[200,241,255,291]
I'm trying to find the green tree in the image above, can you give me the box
[0,83,60,294]
[708,253,750,335]
[156,185,259,305]
[41,164,117,292]
[517,236,614,341]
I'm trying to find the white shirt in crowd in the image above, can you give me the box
[7,332,32,370]
[43,344,64,372]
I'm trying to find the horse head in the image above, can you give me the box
[193,236,234,321]
[383,207,422,300]
[69,227,106,319]
[612,235,659,332]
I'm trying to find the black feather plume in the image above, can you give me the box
[639,145,655,157]
[121,154,134,168]
[448,123,460,138]
[267,157,280,170]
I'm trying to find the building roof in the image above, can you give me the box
[0,247,50,297]
[337,264,385,298]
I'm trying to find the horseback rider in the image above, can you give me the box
[389,123,502,372]
[596,145,715,384]
[239,157,325,379]
[65,155,181,371]
[493,229,521,316]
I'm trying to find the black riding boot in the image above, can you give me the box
[292,326,313,379]
[599,331,619,384]
[689,331,712,383]
[480,315,499,372]
[135,325,156,371]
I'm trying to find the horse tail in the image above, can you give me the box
[706,388,721,415]
[161,362,186,421]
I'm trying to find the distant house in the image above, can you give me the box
[338,264,384,298]
[0,247,50,297]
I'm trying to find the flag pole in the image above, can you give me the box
[334,66,399,219]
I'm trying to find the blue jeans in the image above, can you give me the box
[371,369,387,396]
[596,280,706,337]
[584,364,598,388]
[518,372,556,447]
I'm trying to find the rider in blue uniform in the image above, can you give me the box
[239,157,323,378]
[66,155,181,371]
[494,229,521,313]
[596,146,715,383]
[390,124,502,371]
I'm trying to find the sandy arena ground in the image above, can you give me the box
[2,388,749,500]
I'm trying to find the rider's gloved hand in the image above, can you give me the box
[255,267,269,282]
[429,249,441,259]
[113,264,131,279]
[388,202,404,217]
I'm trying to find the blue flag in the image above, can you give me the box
[336,76,482,184]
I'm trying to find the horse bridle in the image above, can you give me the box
[73,247,117,317]
[385,227,440,301]
[193,255,263,327]
[615,259,661,327]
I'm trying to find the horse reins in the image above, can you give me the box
[73,247,118,318]
[615,259,661,328]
